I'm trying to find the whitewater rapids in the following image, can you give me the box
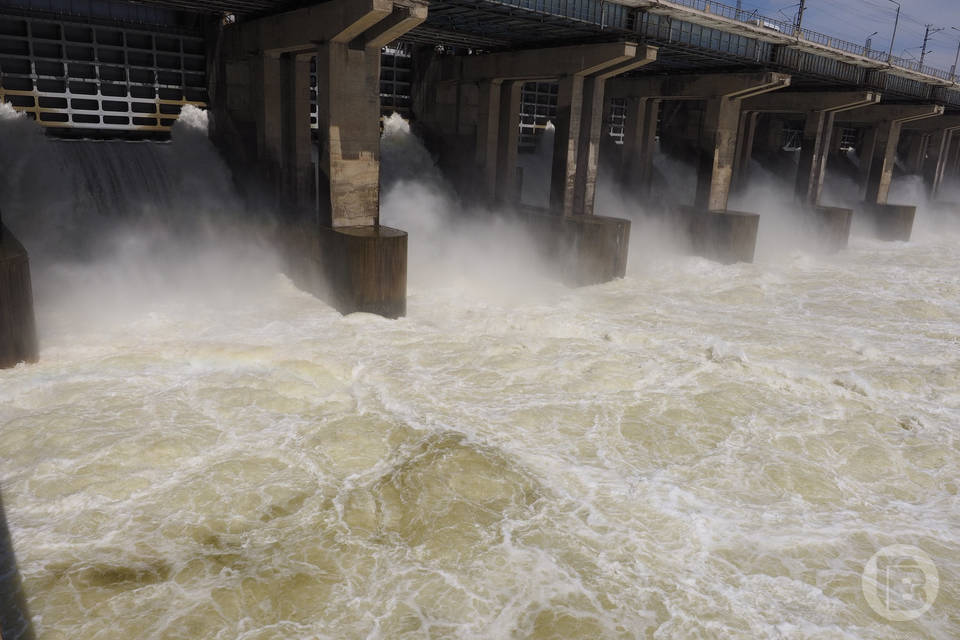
[0,107,958,639]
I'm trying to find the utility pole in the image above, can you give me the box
[920,24,944,67]
[952,26,960,82]
[794,0,806,35]
[887,0,901,64]
[736,0,742,20]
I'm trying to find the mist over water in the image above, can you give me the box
[1,108,959,638]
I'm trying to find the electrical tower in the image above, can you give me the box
[920,24,944,67]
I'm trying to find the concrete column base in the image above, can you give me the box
[811,206,853,252]
[857,203,916,241]
[281,224,407,318]
[679,207,759,264]
[0,225,39,369]
[526,212,631,286]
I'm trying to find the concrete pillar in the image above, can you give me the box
[414,42,656,285]
[837,104,944,205]
[420,42,655,210]
[731,110,758,192]
[902,118,960,198]
[608,72,792,263]
[836,104,944,241]
[795,110,834,205]
[922,129,951,197]
[314,37,384,228]
[1,489,34,639]
[476,79,503,203]
[281,53,314,212]
[495,80,522,205]
[902,132,928,174]
[543,43,658,284]
[610,72,791,212]
[250,52,284,202]
[865,120,906,205]
[858,127,879,197]
[549,74,585,216]
[694,97,752,211]
[740,92,880,207]
[695,97,742,211]
[216,0,428,317]
[947,132,960,186]
[473,79,524,205]
[550,47,656,217]
[736,91,880,253]
[753,114,785,154]
[620,97,659,196]
[830,123,846,155]
[573,74,610,216]
[0,217,38,370]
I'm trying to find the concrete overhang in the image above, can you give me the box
[743,91,880,114]
[239,0,428,55]
[902,115,960,131]
[443,42,657,83]
[608,71,790,100]
[835,104,944,125]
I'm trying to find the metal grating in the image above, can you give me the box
[309,43,413,130]
[379,43,412,117]
[607,96,626,145]
[0,11,207,131]
[838,127,856,152]
[519,80,557,152]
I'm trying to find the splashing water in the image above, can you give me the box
[0,110,958,639]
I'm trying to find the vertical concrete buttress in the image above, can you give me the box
[923,129,952,197]
[795,110,834,205]
[214,0,427,316]
[901,116,960,199]
[695,97,742,211]
[281,53,314,213]
[863,121,901,205]
[619,97,660,196]
[609,72,791,212]
[314,37,384,227]
[739,92,880,207]
[0,214,38,370]
[419,42,656,212]
[552,48,658,216]
[495,80,523,205]
[834,104,943,241]
[731,110,758,193]
[834,105,945,205]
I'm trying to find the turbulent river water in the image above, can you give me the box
[1,106,959,639]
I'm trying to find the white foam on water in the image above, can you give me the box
[0,112,958,639]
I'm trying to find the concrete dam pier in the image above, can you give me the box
[3,0,960,369]
[0,213,38,371]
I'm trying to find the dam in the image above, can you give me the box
[1,0,959,638]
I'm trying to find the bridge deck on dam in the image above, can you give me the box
[52,0,959,102]
[1,0,959,138]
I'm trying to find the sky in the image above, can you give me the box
[741,0,960,71]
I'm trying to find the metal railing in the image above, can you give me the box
[652,0,956,82]
[476,0,960,106]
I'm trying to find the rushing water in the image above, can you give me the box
[1,107,959,639]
